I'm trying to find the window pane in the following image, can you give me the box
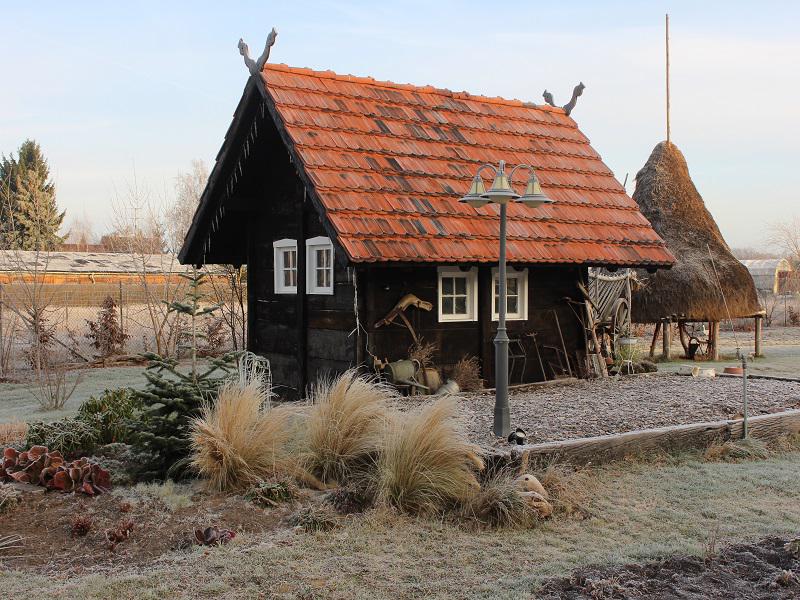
[442,297,454,314]
[286,250,296,268]
[455,277,467,295]
[442,277,453,295]
[507,277,517,295]
[507,296,518,314]
[316,267,324,288]
[454,296,467,314]
[284,270,292,287]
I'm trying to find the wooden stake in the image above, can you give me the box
[665,13,671,143]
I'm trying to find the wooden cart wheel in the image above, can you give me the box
[609,297,631,357]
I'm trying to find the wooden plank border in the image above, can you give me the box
[487,409,800,471]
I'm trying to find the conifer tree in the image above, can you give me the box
[133,268,238,479]
[0,140,64,250]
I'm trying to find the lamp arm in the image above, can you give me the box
[507,163,535,190]
[473,163,499,182]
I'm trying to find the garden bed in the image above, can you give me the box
[538,535,800,599]
[402,374,800,449]
[0,481,297,574]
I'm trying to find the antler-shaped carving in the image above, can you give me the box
[562,82,585,116]
[374,293,433,344]
[238,27,278,76]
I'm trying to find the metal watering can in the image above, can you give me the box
[382,359,429,392]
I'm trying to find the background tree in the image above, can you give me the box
[768,216,800,267]
[168,159,208,253]
[0,140,64,250]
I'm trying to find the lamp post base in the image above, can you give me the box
[493,330,510,438]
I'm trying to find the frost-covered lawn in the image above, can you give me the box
[3,451,800,599]
[0,361,220,423]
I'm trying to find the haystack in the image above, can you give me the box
[631,141,760,323]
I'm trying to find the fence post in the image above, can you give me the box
[0,284,4,373]
[119,281,124,339]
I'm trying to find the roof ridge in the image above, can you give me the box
[264,63,568,115]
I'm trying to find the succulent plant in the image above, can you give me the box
[194,526,236,546]
[1,446,111,495]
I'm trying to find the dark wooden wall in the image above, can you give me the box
[244,114,358,398]
[359,264,586,386]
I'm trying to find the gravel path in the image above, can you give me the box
[406,374,800,449]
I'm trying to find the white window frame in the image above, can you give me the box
[272,238,298,294]
[437,267,478,322]
[306,236,334,295]
[491,267,528,321]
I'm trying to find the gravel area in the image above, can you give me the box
[410,374,800,449]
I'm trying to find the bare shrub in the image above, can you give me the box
[197,317,228,358]
[32,364,82,411]
[190,381,298,491]
[302,370,395,485]
[375,397,484,515]
[451,355,483,391]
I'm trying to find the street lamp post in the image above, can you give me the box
[459,161,552,438]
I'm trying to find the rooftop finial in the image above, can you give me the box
[562,82,585,116]
[542,90,555,107]
[238,27,278,76]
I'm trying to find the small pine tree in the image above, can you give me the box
[85,295,129,358]
[0,140,64,250]
[132,268,238,479]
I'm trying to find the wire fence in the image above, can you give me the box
[0,277,246,375]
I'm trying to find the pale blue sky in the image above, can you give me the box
[2,1,798,248]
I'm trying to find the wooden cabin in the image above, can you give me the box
[180,64,674,397]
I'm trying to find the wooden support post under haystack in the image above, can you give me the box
[754,315,763,358]
[661,317,672,360]
[649,321,662,358]
[710,321,720,361]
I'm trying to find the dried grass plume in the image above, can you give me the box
[190,380,297,491]
[376,397,484,514]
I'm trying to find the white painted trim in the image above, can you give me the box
[306,237,334,295]
[272,239,297,294]
[437,266,478,322]
[491,267,528,321]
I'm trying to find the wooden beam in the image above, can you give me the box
[492,409,800,469]
[710,321,720,361]
[661,317,672,360]
[754,315,763,358]
[649,321,661,358]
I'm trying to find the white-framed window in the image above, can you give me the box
[273,239,298,294]
[491,267,528,321]
[437,267,478,322]
[306,236,334,295]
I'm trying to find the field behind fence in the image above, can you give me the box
[0,275,246,375]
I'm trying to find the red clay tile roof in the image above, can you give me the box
[261,64,675,267]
